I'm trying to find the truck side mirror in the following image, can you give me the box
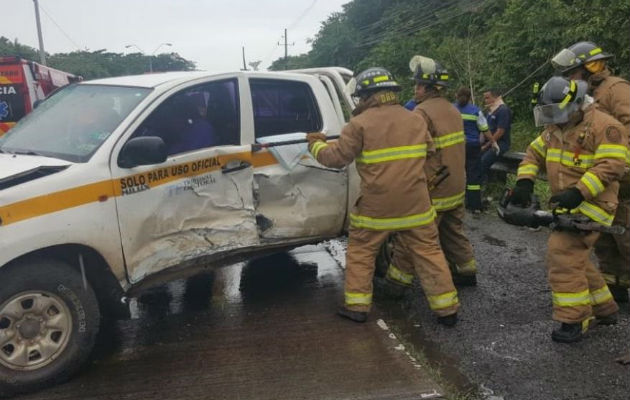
[118,136,167,168]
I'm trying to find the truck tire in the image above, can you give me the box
[0,259,100,396]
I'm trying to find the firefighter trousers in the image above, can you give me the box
[594,199,630,289]
[436,205,477,276]
[345,223,459,317]
[547,230,619,323]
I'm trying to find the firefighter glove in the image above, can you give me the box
[306,132,327,148]
[509,179,534,207]
[550,187,584,210]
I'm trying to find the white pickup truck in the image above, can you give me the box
[0,67,362,395]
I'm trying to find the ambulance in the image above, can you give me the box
[0,56,80,135]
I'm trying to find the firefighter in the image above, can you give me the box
[409,56,478,286]
[509,76,627,343]
[306,67,459,326]
[552,41,630,304]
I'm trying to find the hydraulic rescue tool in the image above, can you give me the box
[497,189,626,235]
[251,135,340,152]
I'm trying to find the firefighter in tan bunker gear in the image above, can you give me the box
[552,41,630,306]
[510,77,627,343]
[307,67,459,326]
[409,56,478,286]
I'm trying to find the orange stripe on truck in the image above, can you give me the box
[0,149,280,227]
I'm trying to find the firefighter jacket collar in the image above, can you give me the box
[416,90,441,104]
[588,68,611,89]
[352,91,399,116]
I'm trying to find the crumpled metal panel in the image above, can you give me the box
[254,157,347,239]
[128,168,258,284]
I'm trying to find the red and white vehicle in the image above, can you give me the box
[0,56,81,135]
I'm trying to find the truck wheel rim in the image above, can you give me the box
[0,291,73,371]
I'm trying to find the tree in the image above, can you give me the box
[0,36,197,80]
[0,37,39,60]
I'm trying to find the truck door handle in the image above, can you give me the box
[221,159,251,174]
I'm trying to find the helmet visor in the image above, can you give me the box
[551,48,578,71]
[533,103,576,126]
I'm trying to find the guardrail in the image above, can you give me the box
[489,151,525,182]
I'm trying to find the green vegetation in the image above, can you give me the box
[0,37,195,80]
[271,0,629,152]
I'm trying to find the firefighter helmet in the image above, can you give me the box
[532,76,588,126]
[352,67,401,97]
[551,41,612,74]
[409,55,449,87]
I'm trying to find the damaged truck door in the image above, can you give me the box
[247,77,347,240]
[111,78,259,284]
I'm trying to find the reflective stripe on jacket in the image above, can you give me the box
[454,102,488,143]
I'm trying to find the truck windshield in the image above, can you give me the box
[0,84,151,162]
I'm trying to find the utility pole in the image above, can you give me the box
[241,46,249,71]
[277,28,294,70]
[33,0,46,65]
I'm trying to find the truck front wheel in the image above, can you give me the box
[0,259,100,396]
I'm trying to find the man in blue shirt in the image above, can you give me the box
[453,87,488,212]
[404,98,417,111]
[480,88,511,184]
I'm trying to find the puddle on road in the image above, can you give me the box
[376,300,477,397]
[97,246,343,362]
[127,246,340,321]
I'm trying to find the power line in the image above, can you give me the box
[353,0,461,35]
[354,1,479,47]
[288,0,319,31]
[501,59,550,98]
[38,3,83,51]
[353,0,483,49]
[263,0,321,67]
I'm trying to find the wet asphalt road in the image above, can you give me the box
[12,212,630,400]
[382,212,630,400]
[16,246,444,400]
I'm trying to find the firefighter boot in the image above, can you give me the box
[449,262,477,287]
[452,274,477,287]
[595,312,618,326]
[337,307,368,323]
[608,284,629,303]
[373,276,410,300]
[551,318,592,343]
[437,313,458,327]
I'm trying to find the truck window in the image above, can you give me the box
[250,79,322,138]
[131,78,240,156]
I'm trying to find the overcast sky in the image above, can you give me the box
[5,0,349,71]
